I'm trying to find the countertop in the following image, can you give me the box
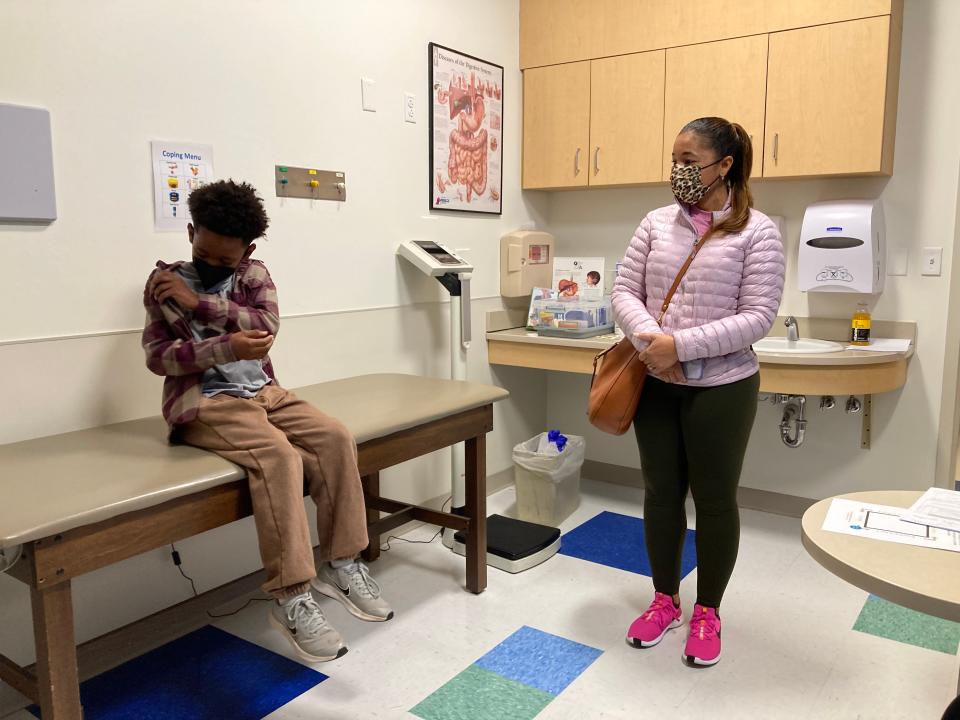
[486,327,914,366]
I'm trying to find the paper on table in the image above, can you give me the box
[821,498,960,552]
[901,488,960,533]
[845,338,912,352]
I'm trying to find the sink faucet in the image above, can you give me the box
[785,316,799,342]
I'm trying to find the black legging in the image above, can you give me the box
[633,372,760,608]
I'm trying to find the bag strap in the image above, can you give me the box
[591,232,710,388]
[656,237,707,325]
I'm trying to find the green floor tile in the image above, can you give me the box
[853,595,960,655]
[411,665,555,720]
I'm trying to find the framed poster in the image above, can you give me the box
[429,43,503,214]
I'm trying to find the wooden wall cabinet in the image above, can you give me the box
[764,16,900,177]
[523,52,665,189]
[589,51,665,187]
[521,0,896,70]
[521,1,903,189]
[522,62,591,189]
[662,35,769,180]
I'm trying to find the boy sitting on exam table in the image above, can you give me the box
[142,179,391,663]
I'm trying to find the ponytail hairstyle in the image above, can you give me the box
[680,117,753,242]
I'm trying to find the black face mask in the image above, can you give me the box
[192,256,236,290]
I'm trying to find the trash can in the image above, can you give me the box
[513,431,584,526]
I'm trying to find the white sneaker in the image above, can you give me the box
[269,593,347,663]
[312,561,394,622]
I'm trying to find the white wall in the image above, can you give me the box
[540,0,960,498]
[0,0,547,678]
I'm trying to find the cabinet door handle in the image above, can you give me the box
[594,147,600,175]
[773,133,779,165]
[575,148,582,176]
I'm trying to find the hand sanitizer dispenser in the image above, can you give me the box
[500,230,555,298]
[799,200,885,294]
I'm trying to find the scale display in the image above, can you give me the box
[415,241,462,265]
[397,239,473,277]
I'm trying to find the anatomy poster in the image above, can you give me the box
[429,43,503,214]
[151,141,214,232]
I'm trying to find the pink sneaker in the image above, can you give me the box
[683,604,721,666]
[627,592,682,648]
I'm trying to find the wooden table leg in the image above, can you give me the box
[361,472,381,563]
[31,581,82,719]
[465,434,487,594]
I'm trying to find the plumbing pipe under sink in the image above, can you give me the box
[759,394,864,449]
[779,395,807,448]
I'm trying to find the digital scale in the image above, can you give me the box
[397,240,561,573]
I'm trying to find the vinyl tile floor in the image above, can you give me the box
[4,478,957,719]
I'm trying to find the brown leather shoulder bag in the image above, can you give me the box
[587,241,704,435]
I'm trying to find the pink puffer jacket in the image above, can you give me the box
[611,201,785,387]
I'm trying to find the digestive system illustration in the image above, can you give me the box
[436,73,501,203]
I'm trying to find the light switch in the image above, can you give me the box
[921,247,943,276]
[404,92,416,123]
[361,77,377,112]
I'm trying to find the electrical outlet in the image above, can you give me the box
[403,92,416,123]
[921,247,943,276]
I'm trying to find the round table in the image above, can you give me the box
[802,490,960,696]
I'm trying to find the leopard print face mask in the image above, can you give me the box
[670,158,723,205]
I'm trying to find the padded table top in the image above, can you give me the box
[0,374,508,549]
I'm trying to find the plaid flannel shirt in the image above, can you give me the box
[142,258,280,436]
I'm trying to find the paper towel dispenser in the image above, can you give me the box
[500,230,555,298]
[798,200,885,294]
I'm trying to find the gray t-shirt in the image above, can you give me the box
[176,263,271,399]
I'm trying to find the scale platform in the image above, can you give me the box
[451,514,561,574]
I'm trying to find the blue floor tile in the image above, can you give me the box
[29,625,327,720]
[473,626,603,696]
[559,510,697,579]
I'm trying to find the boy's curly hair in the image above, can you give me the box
[188,180,269,244]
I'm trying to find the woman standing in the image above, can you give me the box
[611,117,785,667]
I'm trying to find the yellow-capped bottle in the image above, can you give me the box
[851,303,871,346]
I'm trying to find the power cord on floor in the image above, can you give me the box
[379,495,451,551]
[171,543,274,619]
[380,527,444,551]
[206,597,274,619]
[170,544,199,598]
[171,496,454,616]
